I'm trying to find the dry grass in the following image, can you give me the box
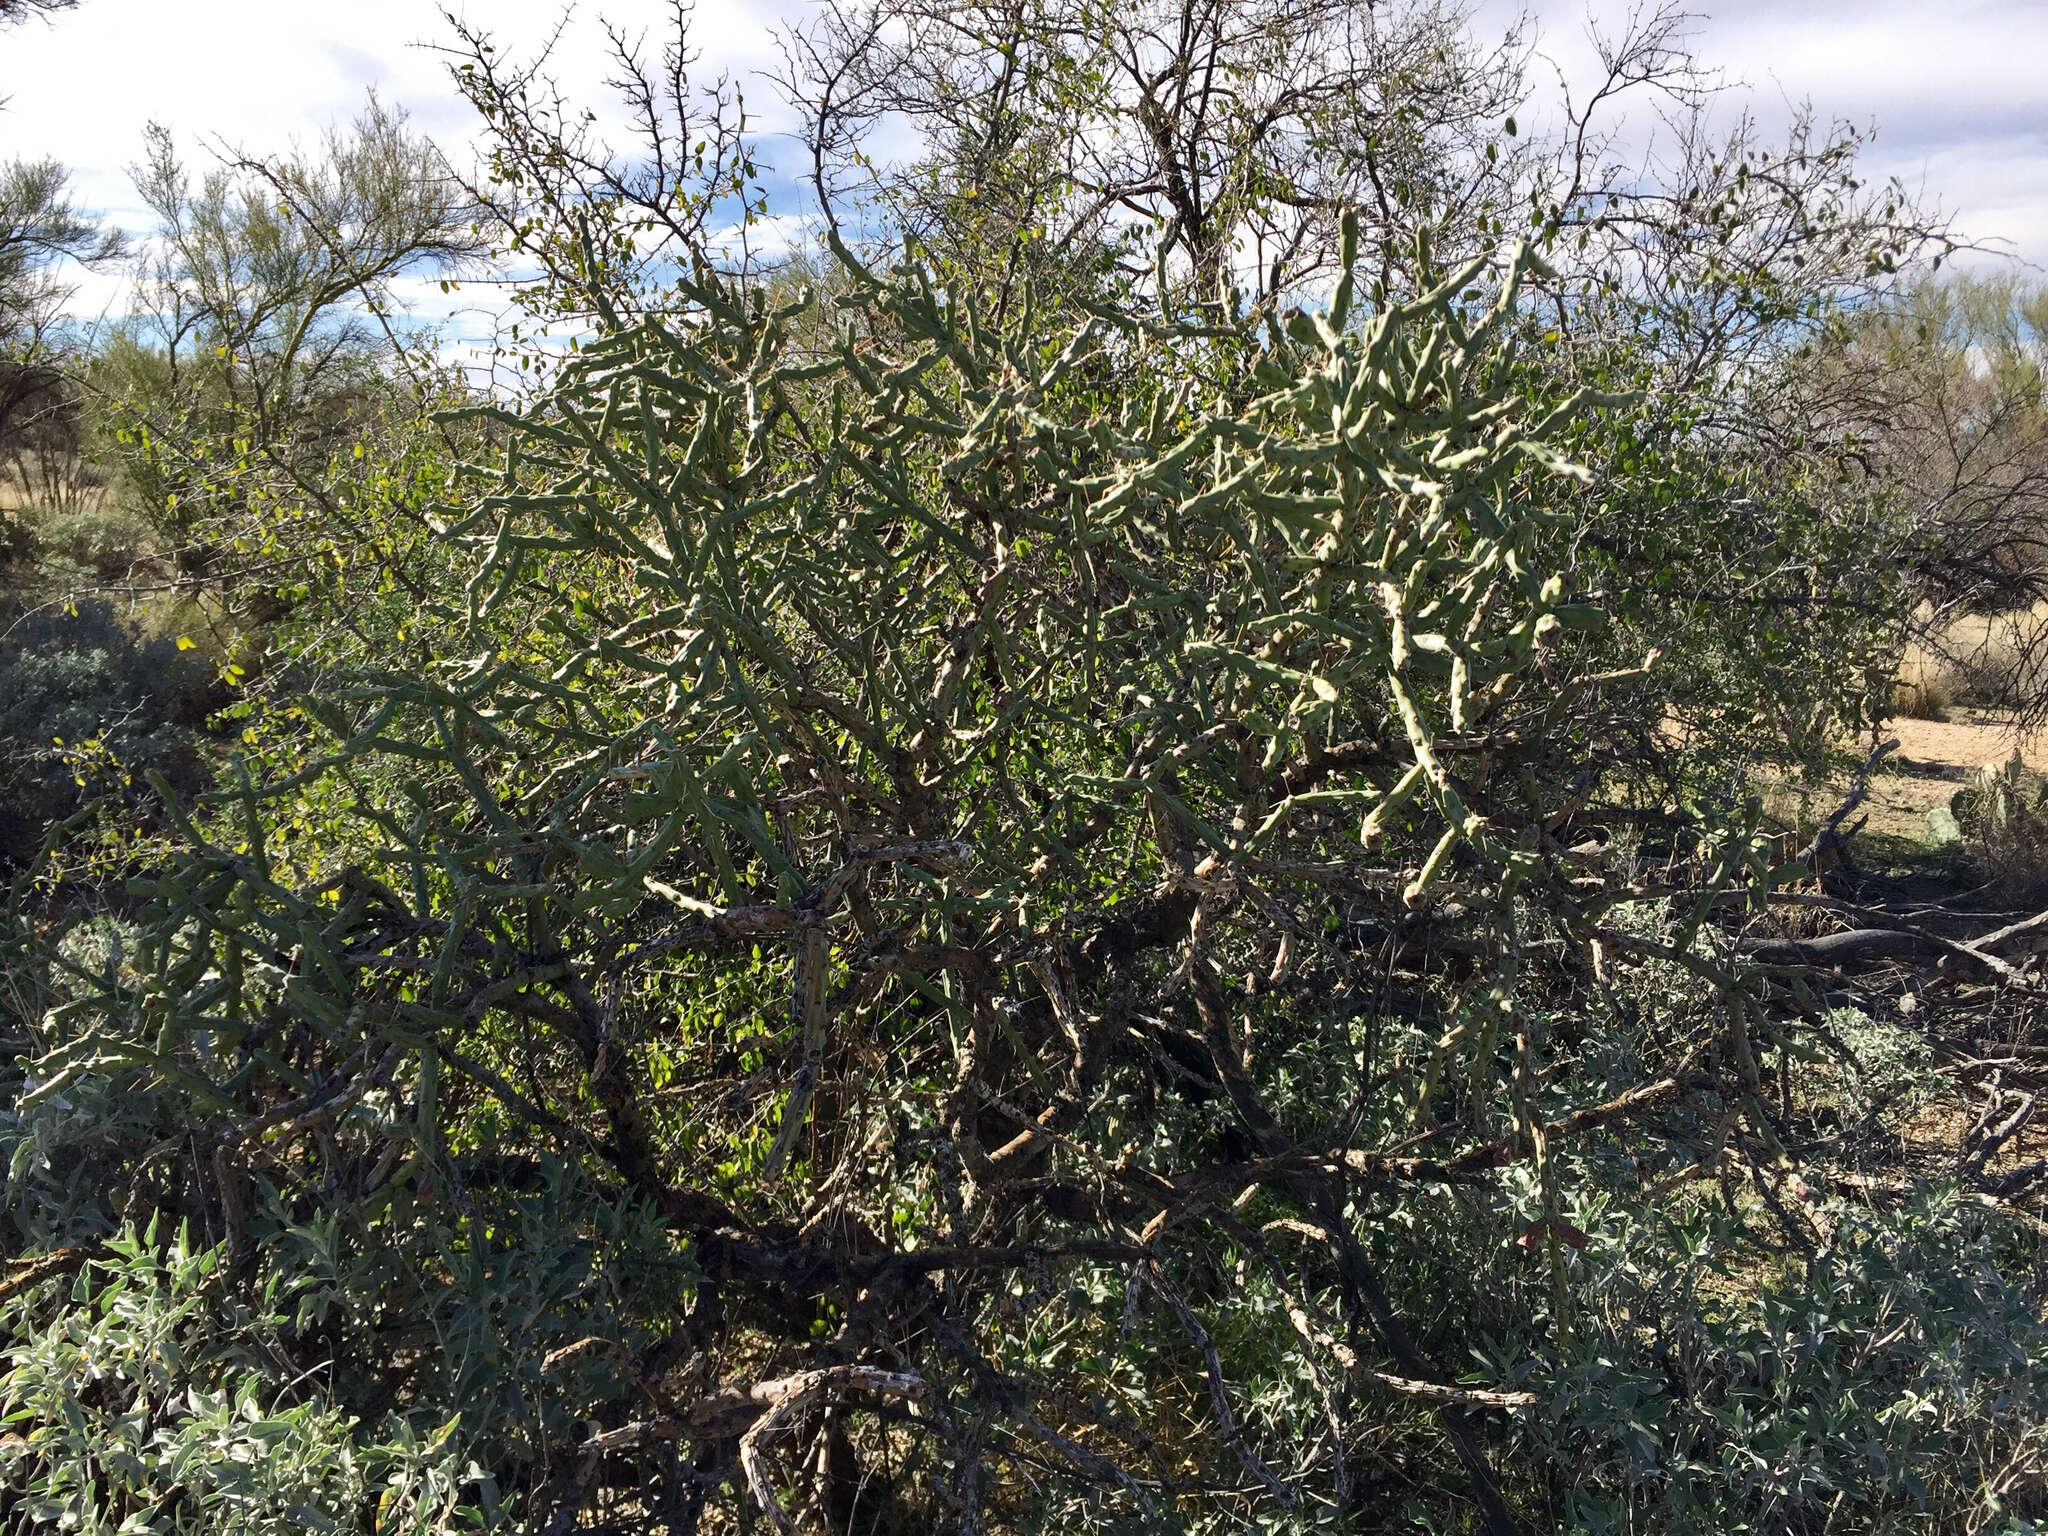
[0,477,108,518]
[1900,603,2048,719]
[1896,642,1958,719]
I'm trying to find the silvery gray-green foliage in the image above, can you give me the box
[1511,1186,2048,1533]
[0,1223,493,1536]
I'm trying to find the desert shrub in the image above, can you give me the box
[1901,604,2048,719]
[5,200,2019,1534]
[12,496,157,582]
[0,599,212,866]
[1512,1186,2048,1534]
[0,1223,496,1536]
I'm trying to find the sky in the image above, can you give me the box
[2,0,2043,335]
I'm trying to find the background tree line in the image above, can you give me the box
[4,2,2048,1533]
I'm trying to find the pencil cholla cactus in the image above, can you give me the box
[23,212,1762,1533]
